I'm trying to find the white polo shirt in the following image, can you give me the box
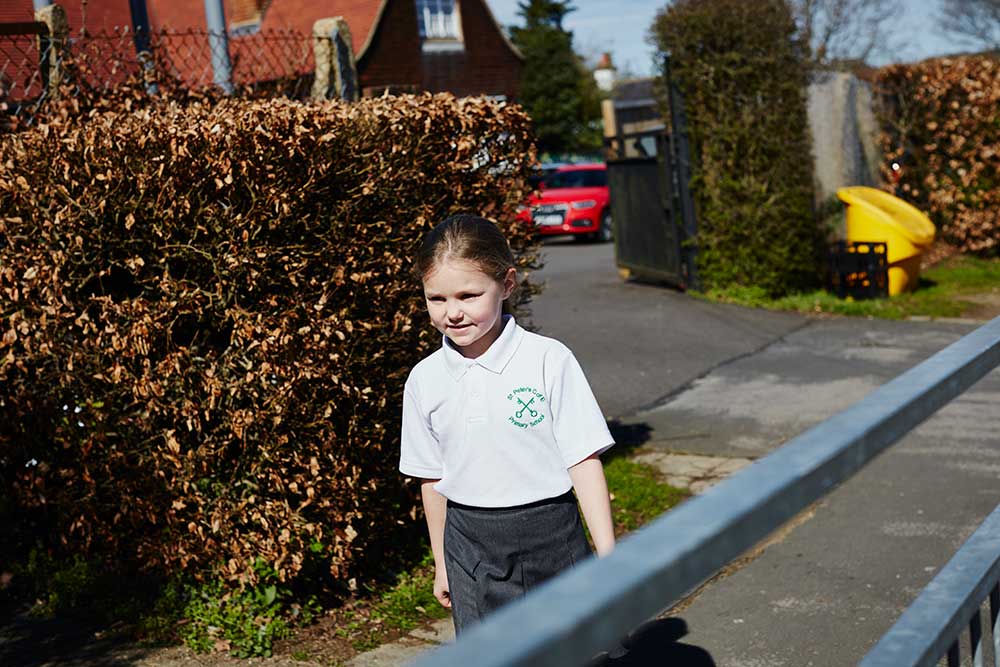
[400,315,614,507]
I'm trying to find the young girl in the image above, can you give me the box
[399,214,616,634]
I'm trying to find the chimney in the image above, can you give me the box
[594,52,616,92]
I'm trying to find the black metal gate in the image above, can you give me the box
[605,58,698,289]
[607,133,686,286]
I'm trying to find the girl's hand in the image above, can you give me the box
[433,567,452,608]
[569,454,616,557]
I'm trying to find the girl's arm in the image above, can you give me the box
[568,454,615,557]
[421,479,451,608]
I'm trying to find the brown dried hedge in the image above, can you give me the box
[0,94,538,588]
[877,56,1000,255]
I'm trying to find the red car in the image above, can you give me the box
[518,164,613,242]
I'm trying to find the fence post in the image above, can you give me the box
[664,54,700,291]
[35,3,68,101]
[311,17,358,102]
[202,0,233,94]
[128,0,158,95]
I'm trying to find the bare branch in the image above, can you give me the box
[938,0,1000,50]
[792,0,903,65]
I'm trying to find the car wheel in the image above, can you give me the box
[597,210,613,243]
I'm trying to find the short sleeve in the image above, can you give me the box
[548,348,615,467]
[399,380,443,479]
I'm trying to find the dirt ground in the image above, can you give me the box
[960,290,1000,320]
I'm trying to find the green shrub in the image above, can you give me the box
[0,94,539,603]
[650,0,821,295]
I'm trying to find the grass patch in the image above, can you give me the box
[336,550,449,652]
[604,457,690,534]
[695,255,1000,320]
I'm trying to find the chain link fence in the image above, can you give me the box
[1,23,318,131]
[0,22,54,130]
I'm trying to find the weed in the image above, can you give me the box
[604,458,689,534]
[179,558,320,658]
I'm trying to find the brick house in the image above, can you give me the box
[4,1,523,98]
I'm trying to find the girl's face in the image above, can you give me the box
[422,257,516,359]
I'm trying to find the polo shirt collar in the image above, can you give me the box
[442,314,524,381]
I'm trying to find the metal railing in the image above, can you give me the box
[861,503,1000,667]
[409,315,1000,667]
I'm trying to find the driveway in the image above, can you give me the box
[532,240,1000,667]
[527,239,805,417]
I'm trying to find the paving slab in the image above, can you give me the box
[631,452,753,494]
[347,620,453,667]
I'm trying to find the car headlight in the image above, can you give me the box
[570,200,597,210]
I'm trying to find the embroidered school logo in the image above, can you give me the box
[506,386,546,428]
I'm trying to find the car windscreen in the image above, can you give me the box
[543,169,607,189]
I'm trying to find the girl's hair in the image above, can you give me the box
[414,214,520,314]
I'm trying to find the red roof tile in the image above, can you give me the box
[1,1,132,33]
[0,1,35,24]
[11,1,386,59]
[145,0,385,57]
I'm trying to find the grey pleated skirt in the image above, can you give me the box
[443,490,592,634]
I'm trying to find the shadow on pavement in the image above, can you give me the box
[606,420,653,460]
[0,606,149,667]
[588,618,716,667]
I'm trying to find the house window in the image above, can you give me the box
[230,0,271,35]
[415,0,461,40]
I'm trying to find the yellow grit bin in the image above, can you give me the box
[836,186,936,296]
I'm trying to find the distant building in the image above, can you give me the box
[4,0,523,98]
[602,77,665,158]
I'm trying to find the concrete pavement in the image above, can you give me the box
[524,238,806,418]
[615,318,1000,667]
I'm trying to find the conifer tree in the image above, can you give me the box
[510,0,602,156]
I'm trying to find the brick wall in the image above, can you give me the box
[420,0,522,99]
[357,0,522,99]
[357,0,423,93]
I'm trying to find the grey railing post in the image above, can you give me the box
[664,53,699,291]
[859,503,1000,667]
[128,0,158,95]
[202,0,233,94]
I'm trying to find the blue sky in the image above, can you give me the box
[485,0,964,76]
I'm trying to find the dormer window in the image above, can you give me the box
[416,0,464,51]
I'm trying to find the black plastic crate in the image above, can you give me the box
[828,241,888,299]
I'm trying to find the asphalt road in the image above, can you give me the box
[527,238,804,418]
[530,239,1000,667]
